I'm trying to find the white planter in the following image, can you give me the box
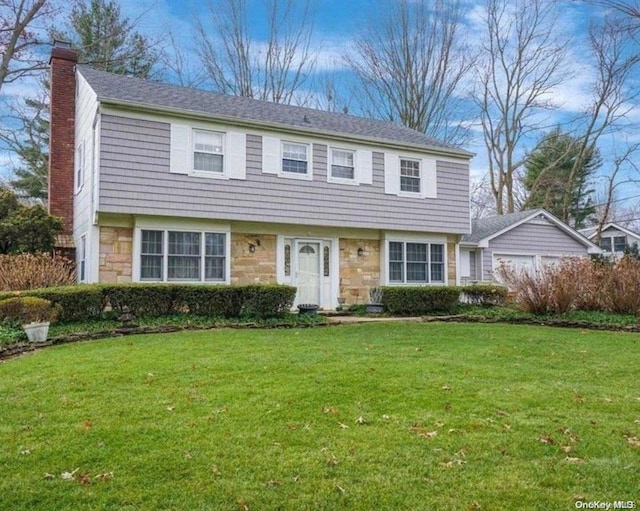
[23,322,50,343]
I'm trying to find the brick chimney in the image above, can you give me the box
[48,40,78,242]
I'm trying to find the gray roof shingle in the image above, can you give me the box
[77,65,473,157]
[462,209,544,243]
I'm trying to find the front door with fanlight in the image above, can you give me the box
[295,241,321,305]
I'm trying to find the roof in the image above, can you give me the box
[579,222,640,240]
[77,65,473,158]
[462,208,601,252]
[462,209,540,243]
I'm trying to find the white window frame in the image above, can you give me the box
[399,157,421,196]
[78,234,87,282]
[385,239,446,285]
[75,140,85,192]
[328,147,357,184]
[280,140,312,180]
[136,228,229,283]
[192,129,225,175]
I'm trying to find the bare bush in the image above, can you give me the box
[498,256,640,315]
[0,253,75,291]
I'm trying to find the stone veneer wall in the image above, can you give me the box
[339,239,380,305]
[99,227,133,283]
[230,233,277,284]
[447,242,456,286]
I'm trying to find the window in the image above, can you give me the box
[614,236,626,252]
[193,130,224,173]
[282,142,308,174]
[388,241,445,284]
[75,142,84,190]
[400,158,420,193]
[284,243,291,277]
[323,245,330,276]
[140,229,226,282]
[78,235,86,282]
[330,148,355,180]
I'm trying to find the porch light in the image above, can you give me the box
[248,243,256,254]
[357,247,364,257]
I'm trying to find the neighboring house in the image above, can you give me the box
[580,223,640,256]
[460,209,601,283]
[48,43,473,309]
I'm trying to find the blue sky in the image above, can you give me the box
[3,0,640,217]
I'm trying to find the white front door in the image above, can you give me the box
[295,241,321,305]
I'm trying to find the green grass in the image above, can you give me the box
[1,322,639,510]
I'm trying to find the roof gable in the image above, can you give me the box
[580,222,640,241]
[463,209,600,252]
[77,65,473,158]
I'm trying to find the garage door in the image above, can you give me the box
[493,254,535,272]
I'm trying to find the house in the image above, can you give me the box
[580,222,640,256]
[47,43,473,309]
[459,209,601,283]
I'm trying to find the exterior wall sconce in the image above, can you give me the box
[248,243,256,254]
[357,247,364,257]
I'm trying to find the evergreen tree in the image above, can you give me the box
[522,128,600,228]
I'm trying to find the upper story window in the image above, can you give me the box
[400,158,421,193]
[600,235,626,252]
[388,241,445,284]
[282,142,308,175]
[193,130,224,173]
[330,148,355,180]
[75,141,84,191]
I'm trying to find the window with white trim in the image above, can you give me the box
[193,130,224,173]
[140,229,226,282]
[388,241,445,284]
[75,141,84,191]
[600,235,627,252]
[330,148,355,180]
[282,141,308,175]
[78,235,87,282]
[400,158,420,193]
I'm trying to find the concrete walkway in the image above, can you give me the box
[324,315,423,324]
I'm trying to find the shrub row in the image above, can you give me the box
[381,286,462,315]
[0,284,296,322]
[0,253,75,291]
[460,284,509,306]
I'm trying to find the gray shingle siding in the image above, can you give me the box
[98,114,470,233]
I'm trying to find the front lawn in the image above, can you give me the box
[1,323,639,510]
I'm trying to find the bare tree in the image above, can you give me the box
[193,0,317,105]
[158,28,207,88]
[474,0,568,214]
[0,0,58,93]
[347,0,473,145]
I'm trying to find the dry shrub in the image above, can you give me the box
[498,256,640,315]
[0,253,75,291]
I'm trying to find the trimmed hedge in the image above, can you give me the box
[0,283,296,322]
[0,296,61,326]
[381,286,461,315]
[460,284,508,306]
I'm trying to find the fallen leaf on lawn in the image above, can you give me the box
[335,484,346,493]
[448,428,458,434]
[93,471,113,481]
[561,445,572,453]
[266,480,281,487]
[292,475,300,482]
[634,419,640,425]
[184,451,193,459]
[322,406,339,415]
[355,416,367,425]
[382,414,390,421]
[326,454,339,466]
[212,466,222,476]
[503,424,512,431]
[339,422,349,429]
[495,409,509,416]
[82,420,93,430]
[419,431,438,439]
[604,397,612,402]
[470,502,482,510]
[167,406,175,412]
[435,421,445,428]
[441,385,451,391]
[236,499,249,511]
[455,449,467,458]
[625,436,640,447]
[43,473,55,480]
[442,459,467,468]
[20,449,31,456]
[61,468,79,480]
[539,435,555,445]
[78,473,91,485]
[565,456,584,463]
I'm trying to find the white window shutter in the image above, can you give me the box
[226,131,246,180]
[422,158,437,198]
[356,149,372,185]
[384,153,399,195]
[262,136,280,174]
[170,124,190,174]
